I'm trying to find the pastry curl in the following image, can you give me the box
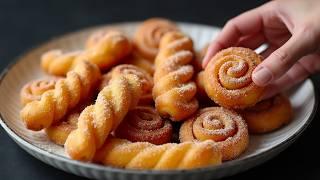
[204,47,264,109]
[123,51,155,76]
[115,106,172,145]
[241,94,293,134]
[65,65,153,161]
[94,137,222,170]
[134,18,179,60]
[20,61,101,131]
[153,31,198,121]
[20,78,59,106]
[179,107,249,161]
[41,30,131,76]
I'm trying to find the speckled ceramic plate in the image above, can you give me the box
[0,22,318,180]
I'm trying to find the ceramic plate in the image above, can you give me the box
[0,22,318,180]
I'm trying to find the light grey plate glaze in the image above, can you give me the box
[0,22,318,180]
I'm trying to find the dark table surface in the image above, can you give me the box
[0,0,319,179]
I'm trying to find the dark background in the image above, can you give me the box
[0,0,319,179]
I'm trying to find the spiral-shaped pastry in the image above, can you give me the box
[179,107,249,161]
[65,66,153,161]
[153,31,198,121]
[204,47,264,109]
[134,18,179,60]
[20,78,59,106]
[123,51,155,76]
[41,30,131,76]
[20,61,101,131]
[94,137,222,170]
[241,94,293,134]
[115,106,173,145]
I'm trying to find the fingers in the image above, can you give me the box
[262,54,320,99]
[202,7,264,67]
[236,33,266,50]
[252,29,317,86]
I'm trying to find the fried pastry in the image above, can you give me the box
[241,94,293,134]
[179,107,249,161]
[204,47,264,109]
[94,137,221,170]
[20,61,101,131]
[153,31,198,121]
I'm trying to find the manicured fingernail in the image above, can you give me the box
[253,66,273,86]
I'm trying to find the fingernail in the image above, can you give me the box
[253,66,273,86]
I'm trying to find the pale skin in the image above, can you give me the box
[202,0,320,99]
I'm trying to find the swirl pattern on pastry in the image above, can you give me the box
[134,18,179,60]
[20,61,101,131]
[204,47,264,109]
[20,78,59,106]
[65,66,153,161]
[179,107,249,161]
[241,94,293,134]
[94,137,221,170]
[115,106,172,145]
[41,30,131,76]
[123,51,155,76]
[153,31,198,121]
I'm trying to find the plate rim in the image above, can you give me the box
[0,21,319,175]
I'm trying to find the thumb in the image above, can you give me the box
[252,29,317,86]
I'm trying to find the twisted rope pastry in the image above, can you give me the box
[99,64,154,106]
[204,47,264,109]
[20,78,59,106]
[94,137,222,170]
[41,30,131,76]
[65,65,153,161]
[134,18,179,60]
[153,31,198,121]
[115,106,173,145]
[241,94,293,134]
[20,61,101,131]
[179,107,249,161]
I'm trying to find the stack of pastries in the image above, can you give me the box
[19,18,293,170]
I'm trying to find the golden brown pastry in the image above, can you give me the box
[115,106,172,145]
[204,47,264,109]
[20,78,59,106]
[20,61,101,131]
[41,30,131,76]
[241,94,293,134]
[94,137,222,170]
[153,31,198,121]
[65,65,153,161]
[122,51,155,76]
[179,107,249,161]
[134,18,179,60]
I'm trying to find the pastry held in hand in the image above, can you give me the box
[179,107,249,161]
[65,65,153,161]
[134,18,179,60]
[20,78,59,106]
[241,94,293,134]
[204,47,264,109]
[20,61,101,131]
[153,31,198,121]
[94,137,222,170]
[115,106,173,145]
[41,30,131,76]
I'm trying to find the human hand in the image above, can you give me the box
[202,0,320,99]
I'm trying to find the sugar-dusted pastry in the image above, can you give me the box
[195,71,213,104]
[134,18,179,60]
[179,107,249,161]
[115,106,172,145]
[20,78,59,106]
[122,51,155,76]
[204,47,264,109]
[94,137,222,170]
[20,61,101,131]
[99,64,154,106]
[241,94,293,134]
[153,31,198,121]
[65,65,153,161]
[41,30,131,76]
